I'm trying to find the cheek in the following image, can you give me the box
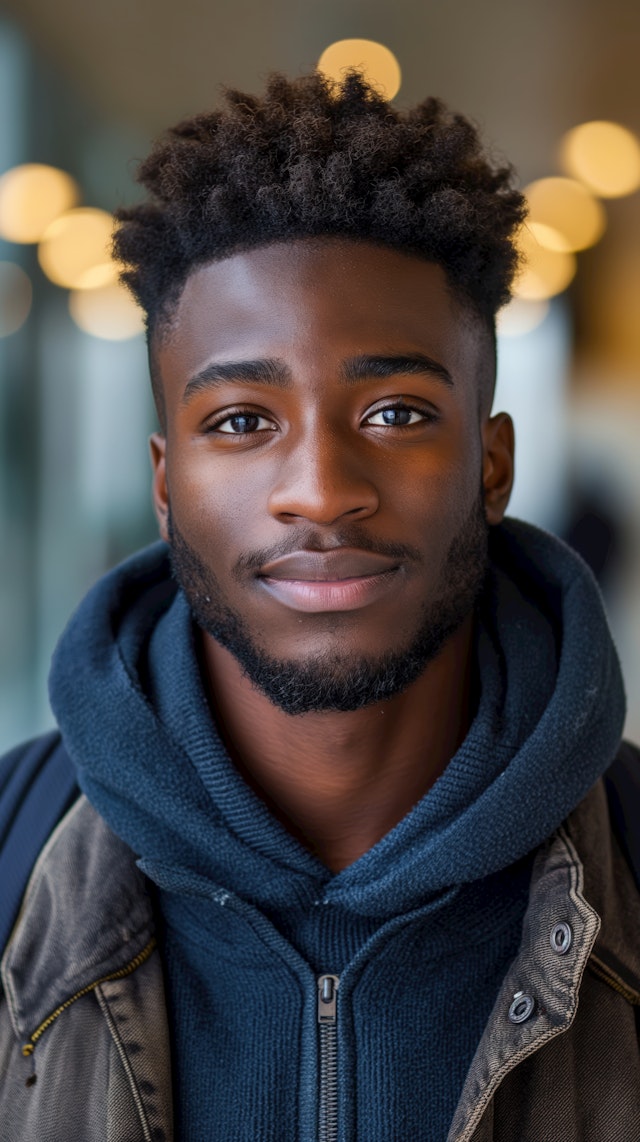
[167,449,272,549]
[386,432,481,533]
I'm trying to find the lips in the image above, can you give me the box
[258,548,400,581]
[257,547,402,613]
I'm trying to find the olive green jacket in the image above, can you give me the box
[1,776,640,1141]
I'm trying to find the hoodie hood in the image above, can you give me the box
[49,518,626,919]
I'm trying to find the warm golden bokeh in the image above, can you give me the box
[68,280,144,340]
[524,177,605,252]
[0,164,79,243]
[513,223,577,300]
[317,39,401,100]
[38,208,117,289]
[497,297,550,337]
[560,120,640,198]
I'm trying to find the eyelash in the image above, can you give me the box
[206,402,438,437]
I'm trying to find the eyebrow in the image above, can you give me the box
[182,351,453,404]
[341,353,453,388]
[182,358,292,403]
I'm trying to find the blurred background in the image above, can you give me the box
[1,0,640,752]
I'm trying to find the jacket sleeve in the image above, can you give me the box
[0,731,79,958]
[604,738,640,893]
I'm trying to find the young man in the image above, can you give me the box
[1,72,639,1141]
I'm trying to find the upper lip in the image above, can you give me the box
[259,548,400,581]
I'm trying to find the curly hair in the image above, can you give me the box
[114,71,526,414]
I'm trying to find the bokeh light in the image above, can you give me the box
[38,208,117,289]
[0,262,32,336]
[498,297,550,338]
[0,164,79,244]
[317,39,401,100]
[522,221,570,253]
[513,223,577,300]
[524,177,605,252]
[560,121,640,198]
[69,281,144,340]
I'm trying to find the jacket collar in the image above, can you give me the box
[567,775,640,1002]
[5,771,640,1075]
[448,776,640,1142]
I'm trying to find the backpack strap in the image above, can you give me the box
[0,732,79,957]
[603,739,640,893]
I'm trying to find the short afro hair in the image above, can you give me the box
[114,71,526,410]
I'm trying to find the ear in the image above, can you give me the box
[481,412,515,526]
[150,433,169,542]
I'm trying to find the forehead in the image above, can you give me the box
[157,238,486,393]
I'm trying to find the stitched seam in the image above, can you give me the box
[451,1020,572,1142]
[451,830,600,1142]
[21,938,156,1054]
[95,983,153,1142]
[589,954,640,1005]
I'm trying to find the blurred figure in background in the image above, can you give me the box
[563,479,627,594]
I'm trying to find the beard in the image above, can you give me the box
[168,494,489,716]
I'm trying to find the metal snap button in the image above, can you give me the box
[550,921,573,955]
[508,991,535,1024]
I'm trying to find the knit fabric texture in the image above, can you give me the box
[48,517,626,1141]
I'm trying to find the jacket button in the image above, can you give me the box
[508,991,535,1024]
[550,921,573,954]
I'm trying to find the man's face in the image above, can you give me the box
[152,239,512,714]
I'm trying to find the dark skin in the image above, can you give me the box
[150,239,515,872]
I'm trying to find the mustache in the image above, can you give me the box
[233,529,424,578]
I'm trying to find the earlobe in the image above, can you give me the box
[149,432,170,542]
[482,412,515,526]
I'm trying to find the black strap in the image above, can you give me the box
[0,732,79,957]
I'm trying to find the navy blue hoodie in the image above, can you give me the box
[49,518,626,1141]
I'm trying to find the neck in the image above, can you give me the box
[200,616,476,872]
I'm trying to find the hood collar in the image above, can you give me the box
[48,518,626,919]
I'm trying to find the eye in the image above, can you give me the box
[364,405,432,428]
[212,412,275,434]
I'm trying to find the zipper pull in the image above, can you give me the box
[317,974,339,1023]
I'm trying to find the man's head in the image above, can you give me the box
[114,71,525,424]
[113,74,523,714]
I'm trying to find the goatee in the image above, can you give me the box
[168,495,489,716]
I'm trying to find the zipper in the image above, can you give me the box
[21,937,156,1057]
[317,973,340,1142]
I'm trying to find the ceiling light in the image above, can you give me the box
[497,297,550,337]
[524,177,605,251]
[69,281,144,340]
[513,223,577,300]
[38,208,117,289]
[560,121,640,198]
[317,39,401,100]
[0,164,79,243]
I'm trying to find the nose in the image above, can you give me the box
[267,424,379,526]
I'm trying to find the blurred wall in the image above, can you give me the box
[0,18,156,750]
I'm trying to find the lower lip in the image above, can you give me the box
[259,569,400,613]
